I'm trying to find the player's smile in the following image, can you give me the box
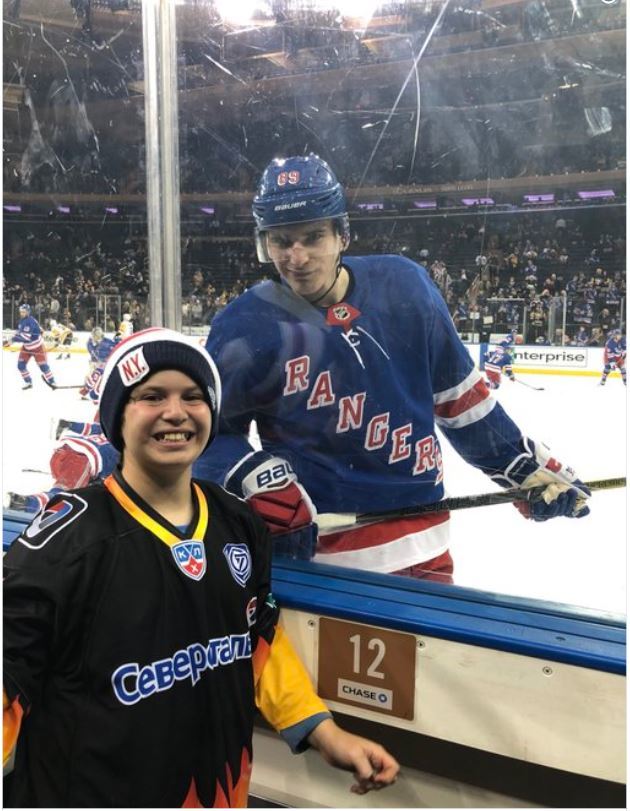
[266,221,346,303]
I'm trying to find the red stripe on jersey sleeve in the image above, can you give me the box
[434,378,490,420]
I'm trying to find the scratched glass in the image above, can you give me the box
[2,1,625,614]
[174,0,625,613]
[3,0,148,331]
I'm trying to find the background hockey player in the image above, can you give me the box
[3,303,56,391]
[3,328,399,807]
[483,344,516,390]
[47,318,74,359]
[115,311,134,341]
[499,329,518,349]
[4,419,117,514]
[195,154,591,580]
[599,329,626,386]
[78,325,117,402]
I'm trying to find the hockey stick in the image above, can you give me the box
[52,383,84,390]
[514,378,545,391]
[317,476,626,530]
[21,468,49,475]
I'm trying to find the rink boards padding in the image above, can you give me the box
[271,559,625,675]
[3,340,619,376]
[4,509,621,675]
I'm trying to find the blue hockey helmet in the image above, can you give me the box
[252,154,349,262]
[19,303,31,315]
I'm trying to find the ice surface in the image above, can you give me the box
[443,373,626,615]
[2,351,626,615]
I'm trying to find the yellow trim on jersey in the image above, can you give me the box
[255,624,328,732]
[103,475,208,547]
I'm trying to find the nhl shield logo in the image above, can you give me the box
[332,305,350,321]
[223,543,252,587]
[172,540,206,581]
[326,302,362,330]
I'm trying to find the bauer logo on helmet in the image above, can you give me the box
[274,201,308,212]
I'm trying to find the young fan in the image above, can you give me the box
[3,327,398,807]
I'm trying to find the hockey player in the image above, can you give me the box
[3,328,399,806]
[195,154,591,579]
[499,328,518,349]
[483,345,516,390]
[115,311,134,341]
[78,326,116,402]
[48,318,74,359]
[3,304,56,390]
[599,329,626,386]
[4,419,118,514]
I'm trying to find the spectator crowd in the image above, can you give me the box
[3,206,625,346]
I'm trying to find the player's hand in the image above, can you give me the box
[225,451,318,559]
[307,719,399,794]
[492,438,590,521]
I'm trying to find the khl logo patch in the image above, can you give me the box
[223,543,252,587]
[172,540,206,581]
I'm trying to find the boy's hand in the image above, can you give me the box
[308,719,400,794]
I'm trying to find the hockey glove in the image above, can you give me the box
[225,451,318,560]
[491,437,591,521]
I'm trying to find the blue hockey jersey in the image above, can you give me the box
[88,336,116,366]
[12,316,45,351]
[197,256,524,518]
[604,334,626,365]
[484,347,514,374]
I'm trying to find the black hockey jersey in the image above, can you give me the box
[4,471,326,807]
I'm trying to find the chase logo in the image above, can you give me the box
[20,493,88,550]
[337,678,393,711]
[172,541,206,581]
[223,543,252,587]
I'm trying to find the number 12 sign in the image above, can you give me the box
[317,618,416,720]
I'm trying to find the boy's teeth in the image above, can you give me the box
[160,432,188,441]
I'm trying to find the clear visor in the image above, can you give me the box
[255,216,350,264]
[255,230,272,263]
